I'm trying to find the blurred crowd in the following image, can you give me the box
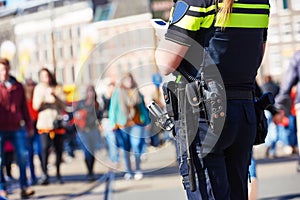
[259,75,299,162]
[0,58,170,199]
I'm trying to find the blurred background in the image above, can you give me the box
[1,1,300,200]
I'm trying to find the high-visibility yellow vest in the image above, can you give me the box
[215,2,270,28]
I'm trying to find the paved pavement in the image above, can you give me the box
[5,141,300,200]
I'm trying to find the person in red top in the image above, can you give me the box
[0,58,35,199]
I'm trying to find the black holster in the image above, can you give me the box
[185,77,226,132]
[162,81,179,121]
[254,92,275,145]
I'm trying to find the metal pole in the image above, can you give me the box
[49,0,57,77]
[51,31,57,77]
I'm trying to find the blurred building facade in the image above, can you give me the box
[262,0,300,83]
[0,0,165,99]
[6,0,300,86]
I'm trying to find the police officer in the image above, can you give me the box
[155,0,270,199]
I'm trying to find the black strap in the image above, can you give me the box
[214,0,219,24]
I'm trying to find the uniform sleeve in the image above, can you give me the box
[165,0,214,46]
[165,0,199,46]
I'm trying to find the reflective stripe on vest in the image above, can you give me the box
[215,3,270,28]
[173,5,216,31]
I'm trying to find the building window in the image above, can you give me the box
[55,47,63,60]
[94,3,115,21]
[44,50,48,62]
[268,47,282,76]
[280,18,292,42]
[54,31,62,41]
[69,28,72,39]
[283,0,288,9]
[293,16,300,41]
[77,27,81,38]
[71,65,75,82]
[70,45,73,57]
[56,67,64,83]
[36,51,39,62]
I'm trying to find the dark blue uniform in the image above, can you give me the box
[165,0,270,199]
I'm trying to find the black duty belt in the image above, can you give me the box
[226,90,253,100]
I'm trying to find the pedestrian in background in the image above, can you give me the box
[100,81,120,169]
[73,84,102,182]
[33,68,66,185]
[260,75,286,158]
[24,78,42,185]
[109,72,150,180]
[0,58,35,199]
[261,75,280,97]
[275,50,300,172]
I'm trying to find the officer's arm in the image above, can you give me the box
[154,0,199,75]
[155,39,188,75]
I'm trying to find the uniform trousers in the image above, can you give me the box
[178,99,256,200]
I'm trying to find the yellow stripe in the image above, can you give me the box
[189,5,216,12]
[176,75,182,83]
[172,5,216,31]
[218,2,270,9]
[201,14,215,28]
[174,14,215,30]
[215,13,269,28]
[174,15,203,31]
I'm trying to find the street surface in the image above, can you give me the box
[6,142,300,200]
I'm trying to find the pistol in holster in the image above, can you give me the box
[185,73,226,131]
[162,81,179,121]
